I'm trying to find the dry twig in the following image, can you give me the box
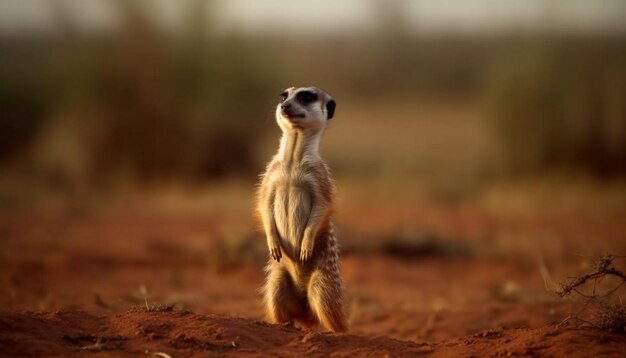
[555,254,626,332]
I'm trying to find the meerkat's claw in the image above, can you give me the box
[268,236,282,262]
[270,246,282,262]
[300,248,311,262]
[300,236,314,262]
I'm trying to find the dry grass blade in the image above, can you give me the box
[145,350,174,358]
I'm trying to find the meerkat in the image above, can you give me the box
[256,86,347,332]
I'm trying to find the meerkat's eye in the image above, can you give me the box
[297,91,317,105]
[280,92,288,102]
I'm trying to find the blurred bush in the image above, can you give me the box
[486,39,626,177]
[0,0,278,195]
[1,0,624,204]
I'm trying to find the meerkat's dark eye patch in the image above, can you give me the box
[326,100,336,120]
[296,91,318,105]
[280,91,288,102]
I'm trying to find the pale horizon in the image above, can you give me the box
[0,0,624,38]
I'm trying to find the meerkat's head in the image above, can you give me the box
[276,86,336,132]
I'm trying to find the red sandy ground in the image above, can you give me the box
[1,210,625,357]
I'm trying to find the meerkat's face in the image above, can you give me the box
[276,87,336,131]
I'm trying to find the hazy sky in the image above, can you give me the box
[216,0,626,35]
[0,0,624,37]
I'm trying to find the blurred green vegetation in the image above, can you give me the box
[0,0,624,204]
[487,39,626,177]
[0,1,279,195]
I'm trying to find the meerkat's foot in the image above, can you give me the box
[280,321,299,330]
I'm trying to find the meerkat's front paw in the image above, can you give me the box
[268,237,282,262]
[300,237,314,262]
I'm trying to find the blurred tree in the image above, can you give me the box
[487,39,626,177]
[5,0,279,194]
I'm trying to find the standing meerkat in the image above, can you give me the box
[256,86,347,332]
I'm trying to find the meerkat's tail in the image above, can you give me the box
[308,224,348,332]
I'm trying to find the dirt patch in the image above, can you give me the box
[1,211,625,356]
[1,310,624,357]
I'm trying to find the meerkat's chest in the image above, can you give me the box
[272,171,314,250]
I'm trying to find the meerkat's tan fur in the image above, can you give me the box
[256,86,346,332]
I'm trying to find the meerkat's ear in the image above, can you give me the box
[326,99,336,120]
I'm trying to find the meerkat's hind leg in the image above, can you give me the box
[307,268,347,332]
[264,266,309,325]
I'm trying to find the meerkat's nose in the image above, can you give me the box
[281,103,291,110]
